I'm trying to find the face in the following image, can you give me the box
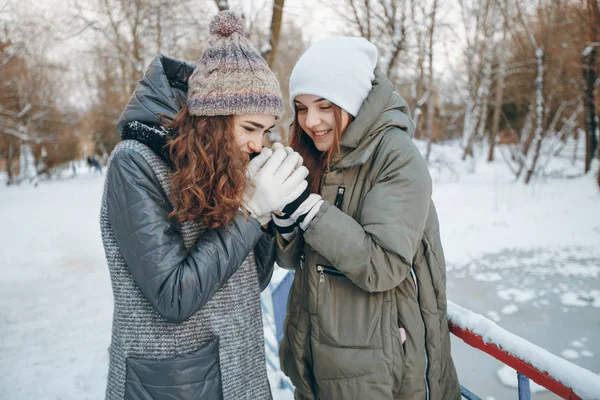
[232,114,277,155]
[294,94,351,152]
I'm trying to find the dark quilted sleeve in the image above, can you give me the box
[253,232,276,291]
[106,148,264,323]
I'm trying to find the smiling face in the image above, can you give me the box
[294,94,351,152]
[232,114,277,155]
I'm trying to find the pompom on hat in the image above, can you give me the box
[209,10,245,37]
[187,11,284,118]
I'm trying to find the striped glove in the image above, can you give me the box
[271,212,298,242]
[281,188,323,231]
[271,189,323,240]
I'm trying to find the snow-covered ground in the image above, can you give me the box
[1,142,599,399]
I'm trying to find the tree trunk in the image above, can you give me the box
[488,21,508,162]
[597,140,600,189]
[425,0,438,162]
[463,40,493,161]
[462,99,478,160]
[19,141,38,186]
[6,141,14,185]
[264,0,285,68]
[524,47,545,184]
[583,45,598,173]
[583,0,599,173]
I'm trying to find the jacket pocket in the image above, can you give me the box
[316,265,383,349]
[124,337,223,400]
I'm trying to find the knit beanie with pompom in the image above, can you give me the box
[187,10,284,118]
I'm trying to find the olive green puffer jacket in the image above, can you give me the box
[276,69,461,400]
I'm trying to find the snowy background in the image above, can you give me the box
[1,141,599,399]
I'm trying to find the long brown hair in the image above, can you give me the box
[289,104,348,193]
[165,103,247,229]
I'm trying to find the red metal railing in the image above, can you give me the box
[449,322,583,399]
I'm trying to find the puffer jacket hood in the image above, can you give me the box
[335,68,415,169]
[117,54,195,135]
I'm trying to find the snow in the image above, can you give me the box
[486,311,501,322]
[500,304,519,315]
[561,349,580,360]
[561,291,600,308]
[473,272,502,282]
[1,141,599,399]
[497,288,536,303]
[448,301,600,399]
[496,365,548,393]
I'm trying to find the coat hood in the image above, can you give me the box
[334,69,415,168]
[117,54,195,136]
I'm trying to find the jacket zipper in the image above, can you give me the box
[334,186,346,209]
[412,267,430,400]
[316,264,344,283]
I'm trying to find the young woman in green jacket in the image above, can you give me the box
[272,37,461,400]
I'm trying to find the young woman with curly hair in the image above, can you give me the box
[100,11,307,400]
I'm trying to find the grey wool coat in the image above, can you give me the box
[100,55,275,400]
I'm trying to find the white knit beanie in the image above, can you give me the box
[289,36,378,117]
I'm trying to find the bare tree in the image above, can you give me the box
[495,0,568,183]
[328,0,408,79]
[69,0,215,154]
[424,0,439,161]
[456,0,499,164]
[582,0,599,176]
[408,0,428,130]
[262,0,285,68]
[488,19,508,162]
[0,7,82,185]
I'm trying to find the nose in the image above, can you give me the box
[305,109,321,130]
[247,133,263,153]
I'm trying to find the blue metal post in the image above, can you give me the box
[517,372,532,400]
[271,271,294,343]
[460,385,483,400]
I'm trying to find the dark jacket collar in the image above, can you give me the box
[121,121,174,168]
[117,54,195,136]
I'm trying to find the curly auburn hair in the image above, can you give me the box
[165,103,247,229]
[289,104,348,193]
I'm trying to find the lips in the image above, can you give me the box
[311,129,331,141]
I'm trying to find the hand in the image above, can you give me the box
[271,142,304,216]
[246,147,273,179]
[279,185,324,231]
[243,147,309,225]
[271,142,303,169]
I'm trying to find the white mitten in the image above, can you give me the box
[243,147,309,224]
[246,147,273,179]
[271,142,303,169]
